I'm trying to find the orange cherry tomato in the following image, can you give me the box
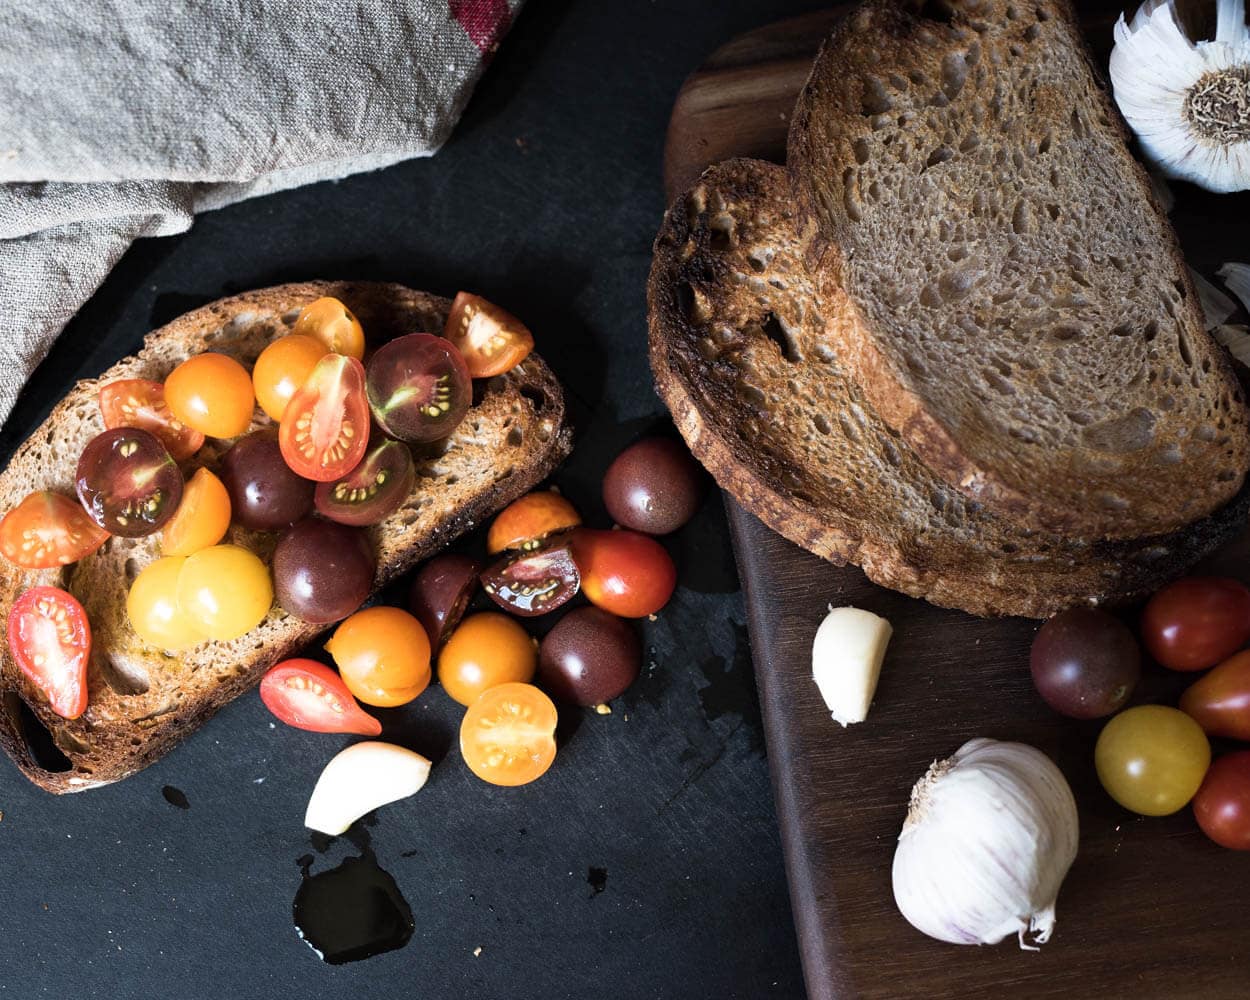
[570,528,677,618]
[99,378,205,460]
[291,296,366,360]
[444,292,534,378]
[8,586,90,719]
[325,606,431,707]
[438,612,536,706]
[459,682,557,787]
[252,334,328,422]
[279,354,370,482]
[160,468,231,557]
[164,353,256,438]
[0,491,108,569]
[486,491,581,554]
[260,659,381,736]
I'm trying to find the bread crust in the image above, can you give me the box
[0,281,572,793]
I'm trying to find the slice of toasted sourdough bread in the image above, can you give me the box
[786,0,1250,539]
[649,159,1250,617]
[0,281,572,793]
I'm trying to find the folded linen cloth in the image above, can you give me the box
[0,0,521,427]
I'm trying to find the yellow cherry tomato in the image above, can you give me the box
[291,297,366,360]
[161,468,231,556]
[127,556,206,651]
[175,544,273,640]
[252,334,328,422]
[438,612,536,706]
[460,683,558,787]
[164,353,256,438]
[325,606,430,707]
[1095,705,1211,816]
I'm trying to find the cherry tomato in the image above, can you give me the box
[164,353,256,438]
[481,541,580,617]
[444,292,535,378]
[273,519,375,625]
[438,612,536,706]
[7,587,90,719]
[160,468,231,557]
[1193,751,1250,850]
[252,334,327,422]
[222,431,314,530]
[325,606,430,708]
[260,659,381,736]
[570,528,677,618]
[459,682,557,787]
[279,354,370,482]
[1029,608,1141,719]
[365,334,471,443]
[126,556,205,651]
[0,491,108,569]
[76,428,183,537]
[1179,649,1250,740]
[291,296,366,360]
[539,606,641,706]
[175,544,273,641]
[313,438,415,526]
[1141,577,1250,671]
[1095,705,1211,816]
[602,437,707,535]
[99,378,205,460]
[408,553,481,649]
[486,491,581,554]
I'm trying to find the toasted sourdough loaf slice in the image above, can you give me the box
[0,281,572,793]
[786,0,1250,539]
[649,159,1250,616]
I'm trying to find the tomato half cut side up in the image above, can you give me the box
[279,354,370,481]
[314,438,415,526]
[260,659,381,736]
[444,292,535,378]
[7,587,91,719]
[460,682,558,787]
[0,491,108,569]
[481,541,580,617]
[99,378,205,461]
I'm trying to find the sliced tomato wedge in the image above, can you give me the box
[278,354,370,482]
[260,658,382,736]
[444,292,534,378]
[99,378,205,461]
[0,491,108,569]
[7,587,90,719]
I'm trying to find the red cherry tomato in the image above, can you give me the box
[99,378,205,460]
[1180,649,1250,740]
[1141,577,1250,671]
[279,354,370,481]
[7,587,90,719]
[1193,751,1250,850]
[0,491,108,569]
[444,292,534,378]
[259,659,381,736]
[569,528,677,618]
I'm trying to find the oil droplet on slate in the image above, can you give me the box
[161,785,190,809]
[587,867,608,895]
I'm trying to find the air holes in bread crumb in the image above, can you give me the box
[861,78,893,116]
[812,414,832,435]
[926,146,955,169]
[920,0,958,27]
[759,313,802,363]
[709,212,737,251]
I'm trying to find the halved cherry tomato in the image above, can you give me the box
[444,292,534,378]
[313,438,415,526]
[7,586,90,719]
[164,353,256,439]
[292,296,366,359]
[76,428,183,537]
[408,554,481,649]
[1141,577,1250,671]
[260,658,381,736]
[365,334,471,443]
[438,612,536,706]
[460,682,557,786]
[279,354,370,482]
[1180,649,1250,740]
[481,541,579,617]
[325,606,431,707]
[160,468,231,556]
[486,491,581,554]
[570,528,677,618]
[252,334,328,422]
[0,492,108,569]
[99,378,205,460]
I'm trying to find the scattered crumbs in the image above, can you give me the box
[268,723,275,729]
[41,903,47,911]
[647,614,658,622]
[594,703,611,716]
[974,638,981,645]
[0,809,5,822]
[253,777,265,784]
[473,946,482,958]
[623,714,630,722]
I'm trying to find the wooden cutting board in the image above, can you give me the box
[662,7,1250,999]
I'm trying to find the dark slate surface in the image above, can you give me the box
[0,2,833,997]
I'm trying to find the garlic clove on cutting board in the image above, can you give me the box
[811,606,892,726]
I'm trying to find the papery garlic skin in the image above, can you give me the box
[892,739,1079,950]
[1110,1,1250,193]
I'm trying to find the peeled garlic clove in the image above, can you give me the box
[305,741,431,836]
[811,606,892,726]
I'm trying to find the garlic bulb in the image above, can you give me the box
[892,738,1079,950]
[1110,0,1250,193]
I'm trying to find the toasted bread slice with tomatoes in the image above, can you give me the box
[0,281,572,793]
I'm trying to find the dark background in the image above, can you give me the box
[0,2,837,998]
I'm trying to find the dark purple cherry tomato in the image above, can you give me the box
[602,437,707,535]
[76,427,183,537]
[365,334,471,443]
[481,541,579,617]
[408,553,481,649]
[273,519,375,624]
[314,438,415,526]
[1030,607,1141,719]
[539,606,640,706]
[221,430,314,531]
[1141,576,1250,671]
